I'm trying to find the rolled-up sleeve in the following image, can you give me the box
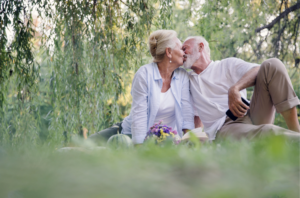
[130,69,148,144]
[181,75,195,130]
[225,58,260,84]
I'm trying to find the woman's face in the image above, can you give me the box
[171,38,185,66]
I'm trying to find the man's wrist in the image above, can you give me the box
[230,85,240,92]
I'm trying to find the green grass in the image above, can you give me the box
[0,136,299,198]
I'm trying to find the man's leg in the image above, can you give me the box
[218,58,300,140]
[281,107,300,132]
[250,58,300,132]
[217,115,299,140]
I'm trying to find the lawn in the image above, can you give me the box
[0,135,298,198]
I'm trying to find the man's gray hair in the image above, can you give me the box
[184,36,210,58]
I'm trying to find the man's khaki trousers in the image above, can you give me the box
[217,58,300,139]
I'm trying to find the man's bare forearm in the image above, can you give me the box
[228,66,260,117]
[231,66,260,91]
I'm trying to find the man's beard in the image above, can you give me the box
[183,51,200,69]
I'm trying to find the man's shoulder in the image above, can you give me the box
[216,57,253,70]
[220,57,245,64]
[219,57,259,69]
[223,57,243,61]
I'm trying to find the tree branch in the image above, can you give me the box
[295,58,300,68]
[293,16,300,58]
[120,0,129,7]
[255,2,300,33]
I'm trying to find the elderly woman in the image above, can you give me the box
[89,30,194,144]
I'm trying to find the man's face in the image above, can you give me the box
[182,39,200,69]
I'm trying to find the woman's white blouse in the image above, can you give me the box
[121,62,194,144]
[153,89,176,130]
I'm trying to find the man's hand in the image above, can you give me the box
[228,86,249,118]
[227,66,259,118]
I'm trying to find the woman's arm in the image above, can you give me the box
[130,68,148,144]
[181,74,195,131]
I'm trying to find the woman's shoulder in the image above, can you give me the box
[138,62,156,71]
[176,67,188,74]
[135,64,188,79]
[174,67,189,79]
[135,62,156,76]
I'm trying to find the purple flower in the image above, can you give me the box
[144,120,181,144]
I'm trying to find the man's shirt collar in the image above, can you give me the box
[190,60,214,76]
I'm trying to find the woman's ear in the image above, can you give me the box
[165,47,172,58]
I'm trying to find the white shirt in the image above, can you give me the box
[153,89,176,129]
[189,57,259,140]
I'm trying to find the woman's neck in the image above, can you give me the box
[157,60,177,79]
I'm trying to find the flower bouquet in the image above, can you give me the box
[144,121,180,144]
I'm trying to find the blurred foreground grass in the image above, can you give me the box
[0,136,299,198]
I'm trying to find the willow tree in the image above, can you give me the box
[0,1,42,107]
[0,0,175,145]
[0,0,54,144]
[43,0,176,143]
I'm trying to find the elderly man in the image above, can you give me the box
[182,36,300,141]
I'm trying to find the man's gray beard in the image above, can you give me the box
[183,52,200,69]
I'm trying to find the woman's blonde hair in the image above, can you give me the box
[148,30,177,63]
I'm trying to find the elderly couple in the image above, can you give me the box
[90,30,300,145]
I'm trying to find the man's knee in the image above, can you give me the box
[257,58,291,87]
[260,58,286,74]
